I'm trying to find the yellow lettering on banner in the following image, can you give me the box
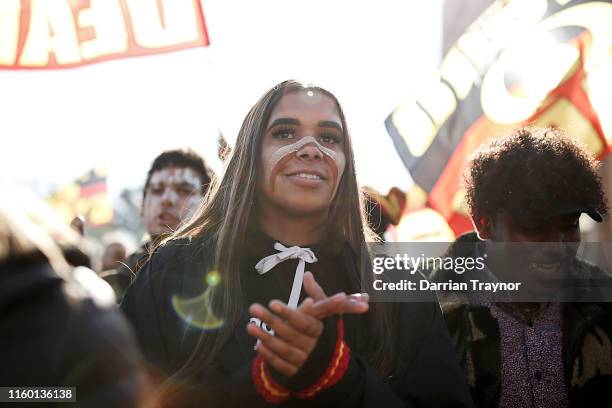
[20,0,81,66]
[456,31,495,74]
[78,0,128,60]
[481,32,577,124]
[539,2,612,73]
[480,0,547,49]
[391,76,457,158]
[419,77,457,128]
[126,0,200,48]
[481,2,612,125]
[391,101,436,158]
[451,0,547,80]
[0,0,21,65]
[440,47,479,101]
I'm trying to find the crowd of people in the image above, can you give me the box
[1,80,611,407]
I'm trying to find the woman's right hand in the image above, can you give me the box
[246,272,368,377]
[300,271,369,319]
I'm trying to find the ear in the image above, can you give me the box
[472,216,492,240]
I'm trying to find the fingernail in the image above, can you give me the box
[348,293,369,303]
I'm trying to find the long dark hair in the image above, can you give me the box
[166,80,393,380]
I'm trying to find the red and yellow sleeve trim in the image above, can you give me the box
[295,319,350,399]
[251,319,350,403]
[252,354,291,403]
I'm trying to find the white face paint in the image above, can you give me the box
[142,167,204,237]
[257,90,347,216]
[264,136,340,183]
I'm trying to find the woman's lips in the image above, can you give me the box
[285,171,325,187]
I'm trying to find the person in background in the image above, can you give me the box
[99,241,128,297]
[430,126,612,407]
[362,186,406,239]
[101,242,127,272]
[108,149,214,301]
[0,182,151,407]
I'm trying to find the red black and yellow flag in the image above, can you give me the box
[386,0,611,238]
[48,167,113,226]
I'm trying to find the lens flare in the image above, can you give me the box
[171,271,224,330]
[206,270,221,287]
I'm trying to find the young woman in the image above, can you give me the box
[121,80,473,407]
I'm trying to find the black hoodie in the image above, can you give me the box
[121,231,474,407]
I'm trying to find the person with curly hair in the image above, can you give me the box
[430,126,612,407]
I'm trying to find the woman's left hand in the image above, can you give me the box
[247,300,323,377]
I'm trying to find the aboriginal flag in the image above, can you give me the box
[386,0,611,238]
[48,167,113,226]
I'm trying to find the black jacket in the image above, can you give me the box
[0,255,149,408]
[121,232,474,407]
[430,233,612,407]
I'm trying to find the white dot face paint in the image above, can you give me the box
[257,90,347,216]
[143,167,204,236]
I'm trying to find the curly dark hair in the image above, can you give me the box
[143,149,214,203]
[463,126,608,223]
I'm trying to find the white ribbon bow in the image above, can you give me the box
[254,242,318,309]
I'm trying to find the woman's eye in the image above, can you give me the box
[320,133,339,144]
[271,127,295,140]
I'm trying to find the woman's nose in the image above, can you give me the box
[296,142,323,160]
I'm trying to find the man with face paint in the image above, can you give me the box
[430,127,612,407]
[108,149,213,301]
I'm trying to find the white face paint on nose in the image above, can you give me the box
[265,136,339,182]
[160,187,179,203]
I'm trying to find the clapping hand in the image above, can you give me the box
[246,272,368,377]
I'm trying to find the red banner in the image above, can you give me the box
[0,0,209,69]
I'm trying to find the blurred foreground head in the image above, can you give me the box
[142,149,214,238]
[0,182,85,271]
[0,181,152,407]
